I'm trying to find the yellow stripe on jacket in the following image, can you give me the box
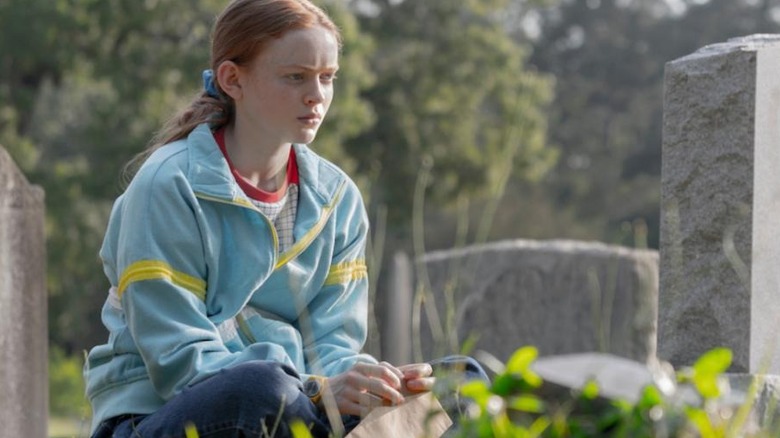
[118,260,206,301]
[324,260,367,286]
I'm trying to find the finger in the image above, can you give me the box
[337,387,374,416]
[404,376,435,393]
[345,370,405,405]
[371,362,404,388]
[355,362,402,389]
[379,361,404,380]
[365,376,405,405]
[399,363,433,379]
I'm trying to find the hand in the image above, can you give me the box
[398,363,435,395]
[326,361,406,417]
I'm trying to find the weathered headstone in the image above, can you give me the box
[531,352,661,404]
[659,34,780,373]
[416,239,659,364]
[0,146,48,438]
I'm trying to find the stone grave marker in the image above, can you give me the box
[0,146,48,438]
[660,34,780,373]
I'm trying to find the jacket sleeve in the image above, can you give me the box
[110,161,295,400]
[300,180,378,377]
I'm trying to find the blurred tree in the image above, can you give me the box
[24,0,225,353]
[0,0,81,169]
[659,0,780,59]
[348,0,556,240]
[526,0,674,249]
[315,1,377,178]
[521,0,778,249]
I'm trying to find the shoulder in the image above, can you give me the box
[293,144,363,204]
[123,139,195,208]
[130,123,217,192]
[133,139,188,181]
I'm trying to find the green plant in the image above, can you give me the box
[182,419,315,438]
[452,346,774,438]
[49,346,90,419]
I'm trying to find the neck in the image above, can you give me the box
[224,123,291,192]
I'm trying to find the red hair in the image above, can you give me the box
[212,0,341,73]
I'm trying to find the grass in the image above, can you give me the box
[48,415,89,438]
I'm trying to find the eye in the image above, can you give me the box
[286,73,305,81]
[320,73,338,83]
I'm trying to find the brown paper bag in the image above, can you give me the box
[344,392,453,438]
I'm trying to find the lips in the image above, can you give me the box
[298,114,321,125]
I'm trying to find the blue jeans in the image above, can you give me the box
[92,356,488,438]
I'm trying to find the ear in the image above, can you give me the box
[216,60,243,101]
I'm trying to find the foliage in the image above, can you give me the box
[181,420,314,438]
[9,0,231,353]
[452,346,779,438]
[521,0,780,249]
[527,0,669,248]
[350,0,556,230]
[308,0,377,180]
[49,346,90,419]
[291,421,314,438]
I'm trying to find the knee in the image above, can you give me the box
[221,362,326,433]
[215,361,302,406]
[173,362,324,437]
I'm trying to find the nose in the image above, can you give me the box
[305,80,326,106]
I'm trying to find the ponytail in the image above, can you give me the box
[121,90,232,183]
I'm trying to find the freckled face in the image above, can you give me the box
[234,25,339,147]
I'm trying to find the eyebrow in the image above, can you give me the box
[279,64,339,71]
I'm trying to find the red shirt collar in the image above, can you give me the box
[213,127,299,203]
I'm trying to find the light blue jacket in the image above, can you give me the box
[85,124,377,431]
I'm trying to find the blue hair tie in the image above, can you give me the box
[202,69,220,98]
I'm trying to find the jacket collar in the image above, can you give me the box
[186,123,240,201]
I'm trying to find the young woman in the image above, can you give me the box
[85,1,485,437]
